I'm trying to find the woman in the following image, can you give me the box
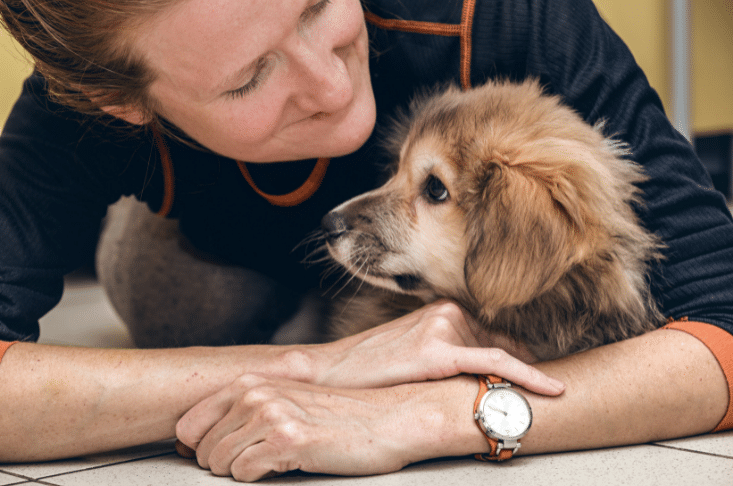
[0,0,731,482]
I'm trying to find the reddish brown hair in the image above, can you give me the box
[0,0,175,125]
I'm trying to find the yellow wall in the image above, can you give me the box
[691,1,733,133]
[593,0,670,112]
[594,0,733,133]
[0,28,34,130]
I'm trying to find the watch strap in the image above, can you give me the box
[473,374,515,462]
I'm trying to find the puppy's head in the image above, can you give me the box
[322,79,649,315]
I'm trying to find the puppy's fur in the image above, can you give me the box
[319,79,664,361]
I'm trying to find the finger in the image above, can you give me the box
[176,374,267,455]
[452,347,565,395]
[194,389,271,470]
[197,378,298,471]
[205,424,265,477]
[195,409,252,471]
[176,390,236,453]
[229,440,292,483]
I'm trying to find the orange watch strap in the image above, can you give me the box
[473,374,515,462]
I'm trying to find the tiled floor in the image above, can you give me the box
[2,274,732,485]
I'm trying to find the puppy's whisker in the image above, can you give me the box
[331,255,370,299]
[294,232,331,266]
[353,265,369,297]
[338,263,372,317]
[321,261,356,297]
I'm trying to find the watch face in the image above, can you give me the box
[479,388,532,440]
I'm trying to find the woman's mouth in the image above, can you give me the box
[310,112,331,121]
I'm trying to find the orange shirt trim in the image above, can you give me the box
[663,320,733,432]
[0,341,18,366]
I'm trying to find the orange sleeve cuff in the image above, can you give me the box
[0,341,19,366]
[662,321,733,432]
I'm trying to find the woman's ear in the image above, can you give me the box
[83,88,151,125]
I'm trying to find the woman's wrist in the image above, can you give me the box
[392,375,489,462]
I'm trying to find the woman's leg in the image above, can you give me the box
[95,197,319,348]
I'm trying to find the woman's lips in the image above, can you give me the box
[310,112,331,121]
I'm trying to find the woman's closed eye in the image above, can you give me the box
[227,57,271,99]
[226,0,332,100]
[301,0,331,24]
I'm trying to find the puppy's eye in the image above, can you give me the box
[424,175,449,203]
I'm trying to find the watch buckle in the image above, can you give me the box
[497,439,521,456]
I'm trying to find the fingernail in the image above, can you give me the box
[174,440,196,459]
[548,377,566,392]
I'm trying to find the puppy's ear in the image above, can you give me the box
[463,155,589,313]
[520,138,609,238]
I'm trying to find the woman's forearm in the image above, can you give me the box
[0,342,312,462]
[171,326,728,481]
[443,328,729,458]
[0,300,565,464]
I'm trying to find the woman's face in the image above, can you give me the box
[133,0,376,162]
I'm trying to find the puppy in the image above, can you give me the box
[319,79,664,361]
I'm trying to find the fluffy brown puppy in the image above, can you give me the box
[320,79,664,361]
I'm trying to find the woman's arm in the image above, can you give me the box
[176,327,729,482]
[516,327,728,454]
[0,342,311,462]
[0,302,563,462]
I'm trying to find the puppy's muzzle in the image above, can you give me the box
[321,211,350,242]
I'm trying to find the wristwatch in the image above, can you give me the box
[473,374,532,461]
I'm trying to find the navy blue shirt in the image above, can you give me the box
[1,0,732,342]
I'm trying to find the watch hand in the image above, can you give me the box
[487,405,508,417]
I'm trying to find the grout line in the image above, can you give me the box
[35,451,176,486]
[652,442,733,460]
[0,470,35,481]
[34,452,177,482]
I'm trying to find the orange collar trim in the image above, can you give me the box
[364,0,476,90]
[236,158,330,207]
[154,2,476,214]
[152,126,329,214]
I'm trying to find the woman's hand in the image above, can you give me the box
[176,374,484,482]
[309,300,563,396]
[175,300,564,481]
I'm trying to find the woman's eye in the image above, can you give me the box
[425,175,449,203]
[301,0,331,23]
[228,58,269,99]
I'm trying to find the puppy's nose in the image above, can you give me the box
[321,212,349,239]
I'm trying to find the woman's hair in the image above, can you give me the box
[0,0,175,125]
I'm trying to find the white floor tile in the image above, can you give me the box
[16,443,733,486]
[656,430,733,458]
[37,283,133,349]
[30,454,207,486]
[0,471,30,486]
[0,441,175,480]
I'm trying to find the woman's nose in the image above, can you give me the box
[290,41,353,113]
